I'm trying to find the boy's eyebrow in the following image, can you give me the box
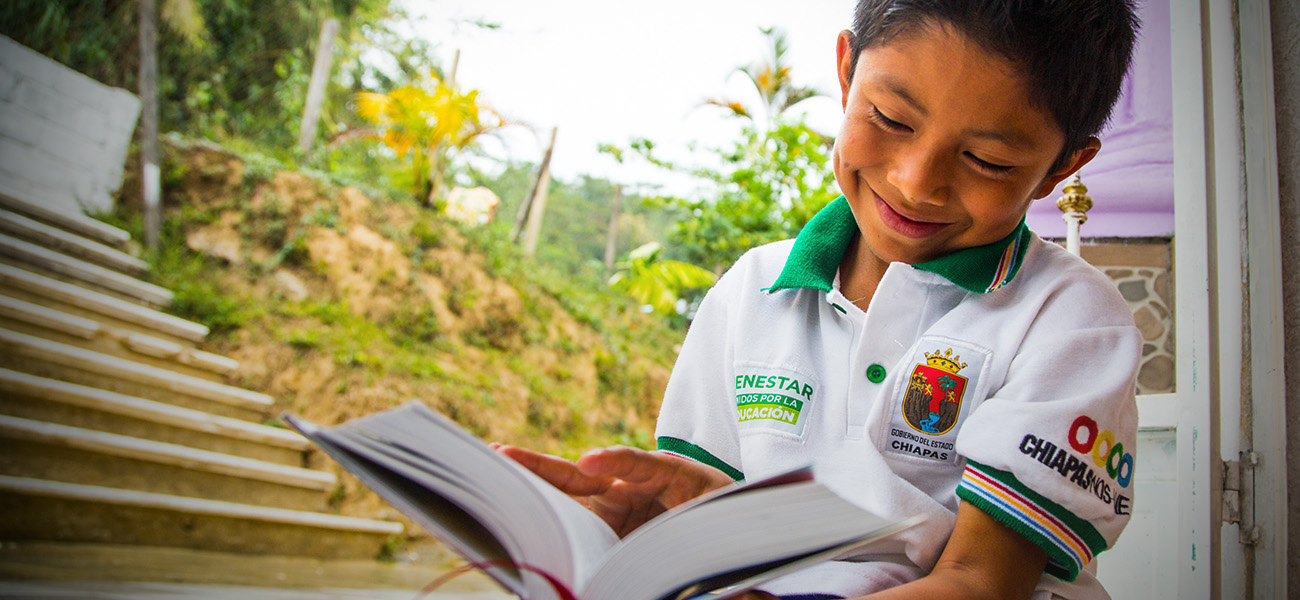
[879,77,928,118]
[877,75,1038,151]
[963,127,1036,151]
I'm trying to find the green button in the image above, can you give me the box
[866,364,886,383]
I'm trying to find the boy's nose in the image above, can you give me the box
[886,149,951,206]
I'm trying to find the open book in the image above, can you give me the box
[284,403,923,600]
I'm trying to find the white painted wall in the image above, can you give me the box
[0,35,140,215]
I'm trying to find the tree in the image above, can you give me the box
[704,27,823,132]
[470,164,667,280]
[0,0,400,148]
[615,27,838,275]
[608,242,716,317]
[626,116,838,275]
[354,73,503,204]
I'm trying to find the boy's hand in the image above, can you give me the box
[492,444,734,536]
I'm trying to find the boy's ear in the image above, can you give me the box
[837,30,855,110]
[1032,137,1102,199]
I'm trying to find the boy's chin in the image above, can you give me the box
[862,235,949,267]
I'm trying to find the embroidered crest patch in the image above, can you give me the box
[902,349,967,435]
[886,339,990,464]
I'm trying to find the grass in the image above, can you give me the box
[111,134,682,456]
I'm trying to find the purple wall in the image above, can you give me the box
[1026,0,1174,238]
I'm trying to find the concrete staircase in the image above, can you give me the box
[0,192,404,562]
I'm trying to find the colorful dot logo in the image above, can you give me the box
[1068,415,1133,488]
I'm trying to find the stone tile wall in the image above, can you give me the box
[1075,239,1175,395]
[0,35,140,215]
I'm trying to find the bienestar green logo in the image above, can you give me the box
[735,374,814,426]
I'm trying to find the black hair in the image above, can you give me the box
[847,0,1139,170]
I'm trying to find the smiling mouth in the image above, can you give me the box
[874,193,949,238]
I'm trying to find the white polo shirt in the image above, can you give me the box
[655,197,1141,599]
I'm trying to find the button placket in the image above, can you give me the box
[849,265,937,439]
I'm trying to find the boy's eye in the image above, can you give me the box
[870,106,911,132]
[965,152,1014,176]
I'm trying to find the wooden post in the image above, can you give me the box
[425,49,460,207]
[1056,173,1092,256]
[297,18,340,156]
[521,127,558,255]
[511,127,557,245]
[604,185,623,269]
[139,0,160,249]
[447,49,460,87]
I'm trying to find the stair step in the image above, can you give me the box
[0,367,306,465]
[0,416,332,510]
[0,209,147,275]
[0,476,402,559]
[0,263,207,343]
[117,331,238,376]
[0,542,483,593]
[0,182,131,247]
[0,293,236,380]
[0,292,99,338]
[0,328,271,421]
[0,234,171,307]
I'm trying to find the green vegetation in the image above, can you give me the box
[1,0,414,150]
[39,7,839,487]
[100,200,259,337]
[705,27,823,132]
[3,11,858,555]
[106,136,680,463]
[609,242,716,317]
[355,74,503,204]
[605,27,839,275]
[661,119,838,273]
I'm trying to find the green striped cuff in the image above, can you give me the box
[957,460,1109,581]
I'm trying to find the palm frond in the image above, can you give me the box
[703,98,753,120]
[779,87,822,114]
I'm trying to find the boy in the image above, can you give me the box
[501,1,1142,598]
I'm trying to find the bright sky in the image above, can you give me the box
[404,0,854,196]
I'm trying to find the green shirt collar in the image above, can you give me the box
[765,196,1032,295]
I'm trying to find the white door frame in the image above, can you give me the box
[1168,0,1287,598]
[1169,0,1216,596]
[1238,0,1287,597]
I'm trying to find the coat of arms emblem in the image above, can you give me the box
[903,348,968,435]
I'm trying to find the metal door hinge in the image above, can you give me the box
[1222,459,1241,523]
[1221,452,1260,545]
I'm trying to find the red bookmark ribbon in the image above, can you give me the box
[413,559,578,600]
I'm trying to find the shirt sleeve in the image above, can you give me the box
[653,257,747,482]
[953,275,1142,583]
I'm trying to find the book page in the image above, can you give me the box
[298,403,618,598]
[365,405,619,586]
[286,415,528,595]
[580,480,918,600]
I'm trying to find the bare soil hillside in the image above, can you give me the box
[114,138,683,563]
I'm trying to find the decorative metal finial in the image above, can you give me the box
[1057,173,1093,224]
[1057,173,1093,257]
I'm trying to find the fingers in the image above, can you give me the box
[575,446,679,483]
[580,446,734,493]
[494,444,614,497]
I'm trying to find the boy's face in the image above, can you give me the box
[833,25,1097,268]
